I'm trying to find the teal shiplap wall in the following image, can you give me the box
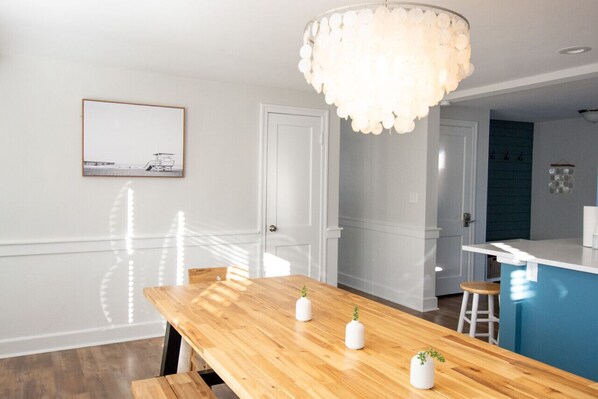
[486,120,534,241]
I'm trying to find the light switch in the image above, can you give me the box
[409,192,418,203]
[526,262,538,282]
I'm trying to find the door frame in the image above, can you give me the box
[437,118,478,290]
[258,104,330,280]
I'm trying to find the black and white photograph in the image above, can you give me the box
[82,99,185,177]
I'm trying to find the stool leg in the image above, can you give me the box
[497,294,500,345]
[458,291,470,333]
[488,294,495,344]
[469,293,479,337]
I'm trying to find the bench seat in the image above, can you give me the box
[132,371,216,399]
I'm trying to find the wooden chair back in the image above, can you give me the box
[188,266,248,284]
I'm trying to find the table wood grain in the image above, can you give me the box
[144,275,598,398]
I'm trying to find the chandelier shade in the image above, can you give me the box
[299,2,474,135]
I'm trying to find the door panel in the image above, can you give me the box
[275,124,313,226]
[275,244,311,277]
[264,112,322,279]
[436,122,476,296]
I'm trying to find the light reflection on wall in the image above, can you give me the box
[126,188,135,256]
[127,260,135,324]
[438,150,446,171]
[101,181,254,326]
[510,269,535,301]
[263,252,291,277]
[552,279,568,299]
[157,215,252,288]
[101,182,132,324]
[126,188,135,324]
[490,243,537,301]
[176,211,185,285]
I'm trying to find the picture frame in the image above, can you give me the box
[82,99,185,177]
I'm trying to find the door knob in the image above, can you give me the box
[463,213,475,227]
[269,225,278,232]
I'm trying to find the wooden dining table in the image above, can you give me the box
[144,275,598,398]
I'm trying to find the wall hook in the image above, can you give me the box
[504,150,510,160]
[518,152,524,161]
[489,149,495,160]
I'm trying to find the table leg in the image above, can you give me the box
[160,322,181,376]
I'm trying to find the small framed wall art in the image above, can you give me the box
[82,99,185,177]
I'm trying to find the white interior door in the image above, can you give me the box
[436,120,477,296]
[263,112,323,279]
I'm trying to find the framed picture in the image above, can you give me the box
[82,99,185,177]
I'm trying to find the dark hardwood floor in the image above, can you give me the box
[340,284,499,338]
[0,287,497,399]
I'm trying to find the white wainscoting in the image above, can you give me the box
[338,216,439,312]
[0,231,260,358]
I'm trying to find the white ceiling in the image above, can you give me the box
[454,77,598,122]
[2,0,598,121]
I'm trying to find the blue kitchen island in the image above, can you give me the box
[463,238,598,382]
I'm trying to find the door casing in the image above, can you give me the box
[435,118,478,295]
[259,104,330,281]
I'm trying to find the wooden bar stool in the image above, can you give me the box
[457,281,500,345]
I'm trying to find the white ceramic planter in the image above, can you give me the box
[295,297,312,321]
[345,320,365,349]
[410,354,435,389]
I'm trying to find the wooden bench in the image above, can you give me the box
[132,371,216,399]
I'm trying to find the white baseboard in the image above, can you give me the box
[339,272,433,312]
[0,320,165,359]
[423,296,439,312]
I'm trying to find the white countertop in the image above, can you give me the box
[463,238,598,275]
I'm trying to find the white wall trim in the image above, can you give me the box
[326,226,342,239]
[445,62,598,102]
[423,296,439,312]
[339,216,440,239]
[439,118,478,283]
[0,320,165,359]
[338,272,437,312]
[0,232,260,258]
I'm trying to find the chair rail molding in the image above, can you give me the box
[0,231,260,258]
[339,216,440,240]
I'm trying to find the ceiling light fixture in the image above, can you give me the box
[558,46,592,55]
[299,2,474,135]
[579,108,598,123]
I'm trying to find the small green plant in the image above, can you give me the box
[417,348,445,365]
[301,285,308,298]
[352,305,359,321]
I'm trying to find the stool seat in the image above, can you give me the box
[460,282,500,295]
[458,281,500,345]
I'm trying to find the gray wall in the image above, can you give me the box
[531,117,598,239]
[338,108,440,312]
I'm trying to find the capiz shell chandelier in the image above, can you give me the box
[299,2,474,135]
